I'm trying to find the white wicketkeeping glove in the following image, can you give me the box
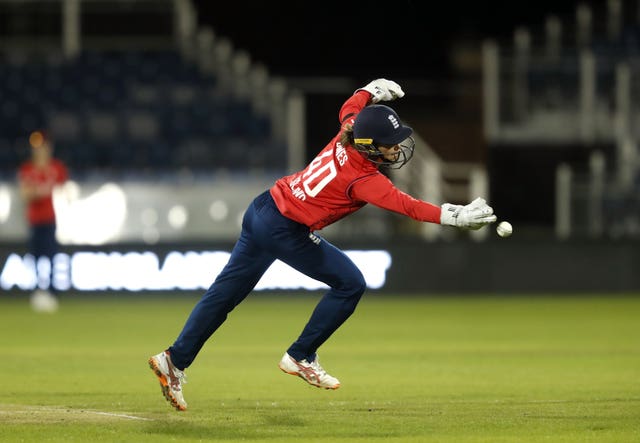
[440,197,497,230]
[356,78,405,103]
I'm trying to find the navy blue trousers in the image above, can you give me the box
[169,191,366,370]
[29,223,58,293]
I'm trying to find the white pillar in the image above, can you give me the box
[588,151,605,238]
[513,27,530,122]
[213,38,234,93]
[419,156,442,241]
[249,63,270,115]
[545,15,562,61]
[617,136,636,189]
[174,0,197,57]
[196,26,215,75]
[231,50,251,100]
[576,3,592,48]
[615,62,631,137]
[614,62,633,189]
[482,40,499,141]
[62,0,80,59]
[286,91,305,172]
[556,163,572,239]
[579,50,596,143]
[469,166,490,242]
[607,0,622,41]
[269,77,287,143]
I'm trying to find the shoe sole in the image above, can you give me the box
[148,357,187,411]
[278,363,340,390]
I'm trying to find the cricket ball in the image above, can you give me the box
[496,221,513,238]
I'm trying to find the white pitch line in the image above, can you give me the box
[2,406,154,421]
[80,410,154,421]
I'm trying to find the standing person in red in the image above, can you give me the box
[18,130,68,312]
[149,79,497,411]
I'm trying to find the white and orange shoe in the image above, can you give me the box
[278,352,340,390]
[30,290,58,313]
[148,351,188,411]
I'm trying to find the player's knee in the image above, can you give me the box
[341,270,366,297]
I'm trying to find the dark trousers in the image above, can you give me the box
[169,191,366,370]
[29,223,58,293]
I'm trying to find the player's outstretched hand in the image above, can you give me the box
[357,79,405,103]
[440,197,497,230]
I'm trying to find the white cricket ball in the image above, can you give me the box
[496,221,513,238]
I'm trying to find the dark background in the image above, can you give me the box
[192,1,591,80]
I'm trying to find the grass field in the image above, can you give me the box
[1,293,639,442]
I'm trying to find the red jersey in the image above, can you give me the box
[18,158,68,225]
[270,91,442,231]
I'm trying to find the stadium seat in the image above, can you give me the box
[0,49,281,176]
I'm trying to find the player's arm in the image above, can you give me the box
[339,79,406,125]
[338,90,370,125]
[19,181,51,201]
[17,172,38,202]
[18,171,54,202]
[351,174,497,229]
[350,174,441,223]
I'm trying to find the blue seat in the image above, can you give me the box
[0,49,285,174]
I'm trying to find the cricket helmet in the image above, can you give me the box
[352,105,414,169]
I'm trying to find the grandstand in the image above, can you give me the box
[0,49,283,176]
[483,0,640,239]
[0,0,287,178]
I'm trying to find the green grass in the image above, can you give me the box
[1,293,639,442]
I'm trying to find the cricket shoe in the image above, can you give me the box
[148,350,188,411]
[278,352,340,390]
[30,290,59,313]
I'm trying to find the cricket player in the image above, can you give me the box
[18,130,68,312]
[149,79,497,411]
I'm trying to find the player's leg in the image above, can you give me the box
[31,224,57,285]
[268,231,364,389]
[41,223,58,293]
[276,234,366,362]
[150,193,276,410]
[168,195,276,370]
[245,191,366,361]
[28,224,59,312]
